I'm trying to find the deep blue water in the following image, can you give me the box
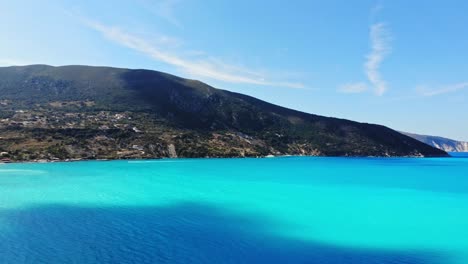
[449,152,468,157]
[0,157,467,264]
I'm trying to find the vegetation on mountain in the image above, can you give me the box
[0,65,447,161]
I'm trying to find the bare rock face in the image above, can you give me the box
[431,141,468,152]
[402,132,468,152]
[168,144,177,158]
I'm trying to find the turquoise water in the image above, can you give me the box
[0,157,468,264]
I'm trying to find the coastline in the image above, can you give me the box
[0,152,456,165]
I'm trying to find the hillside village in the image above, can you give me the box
[0,100,271,162]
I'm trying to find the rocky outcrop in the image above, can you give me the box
[167,144,178,158]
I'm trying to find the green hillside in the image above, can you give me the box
[0,65,447,161]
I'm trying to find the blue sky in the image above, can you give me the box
[1,0,467,140]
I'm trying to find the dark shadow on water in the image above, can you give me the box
[0,203,446,264]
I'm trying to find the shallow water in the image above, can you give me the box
[0,157,467,264]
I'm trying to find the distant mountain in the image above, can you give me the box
[402,132,468,152]
[0,65,447,161]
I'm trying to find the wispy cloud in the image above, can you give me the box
[365,23,392,95]
[84,20,305,89]
[339,4,392,96]
[338,82,368,94]
[417,82,468,96]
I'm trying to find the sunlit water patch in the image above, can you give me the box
[0,157,467,263]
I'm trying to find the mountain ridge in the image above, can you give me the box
[0,64,447,161]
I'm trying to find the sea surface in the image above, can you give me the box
[0,156,467,264]
[449,152,468,157]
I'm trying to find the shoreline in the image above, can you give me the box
[0,153,457,165]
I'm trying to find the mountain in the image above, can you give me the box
[0,65,447,161]
[402,132,468,152]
